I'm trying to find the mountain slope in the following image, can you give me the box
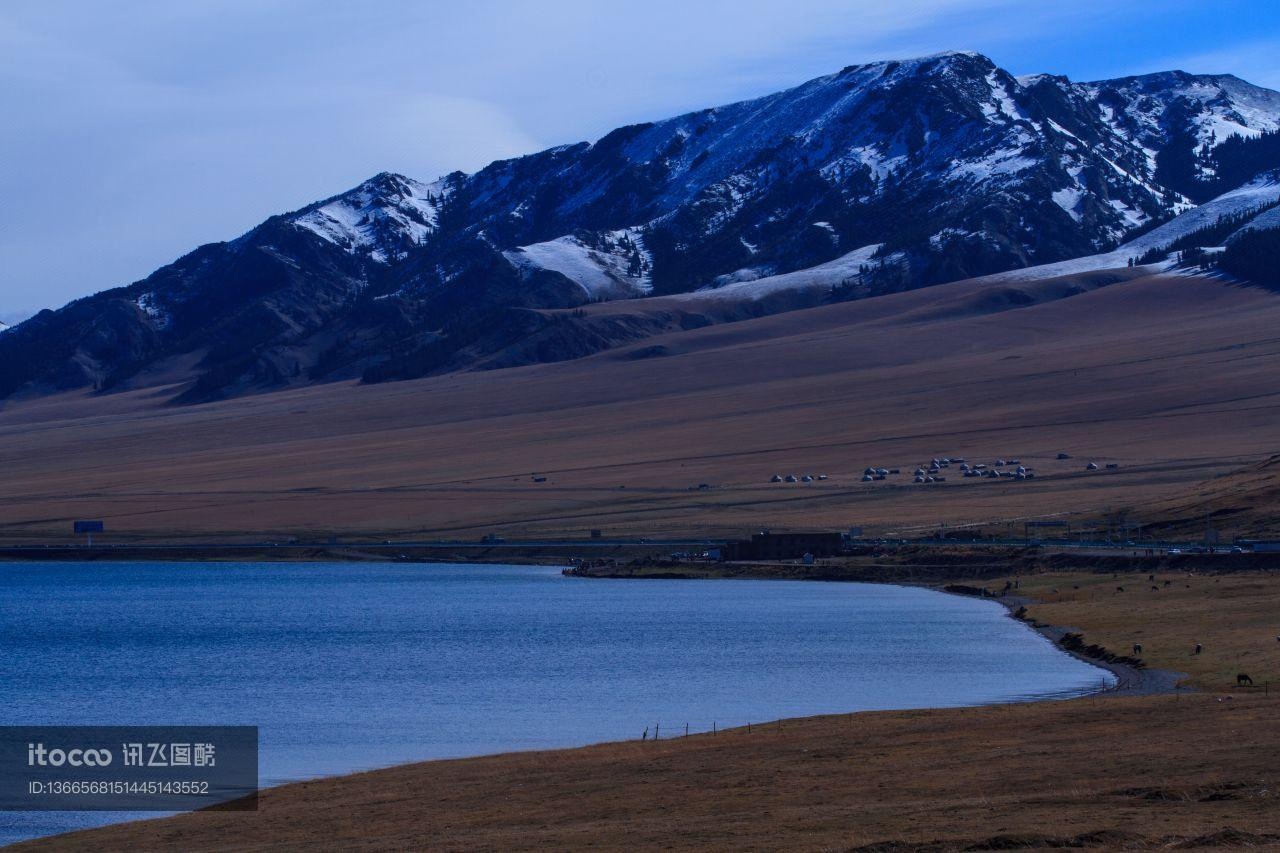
[6,51,1280,403]
[3,266,1279,542]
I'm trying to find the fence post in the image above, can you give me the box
[655,723,659,741]
[713,721,716,735]
[685,723,689,737]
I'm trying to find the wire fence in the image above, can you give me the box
[630,681,1275,741]
[634,717,816,742]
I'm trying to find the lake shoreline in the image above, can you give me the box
[566,563,1186,699]
[10,566,1252,852]
[3,562,1109,849]
[992,593,1185,697]
[4,542,1276,577]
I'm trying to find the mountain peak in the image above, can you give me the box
[1087,67,1280,156]
[881,48,988,65]
[1090,67,1280,99]
[288,172,453,263]
[838,48,992,78]
[923,48,986,61]
[359,170,413,191]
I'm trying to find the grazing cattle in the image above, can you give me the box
[1164,580,1172,587]
[1194,643,1203,655]
[1132,643,1143,655]
[1115,586,1125,593]
[1237,673,1254,686]
[1151,586,1159,592]
[1148,574,1155,581]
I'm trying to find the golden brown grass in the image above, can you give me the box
[16,569,1280,852]
[1004,570,1280,691]
[15,697,1278,852]
[2,271,1280,543]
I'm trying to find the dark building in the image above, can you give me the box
[722,531,844,561]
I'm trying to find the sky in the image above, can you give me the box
[3,0,1280,323]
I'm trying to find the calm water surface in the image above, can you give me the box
[0,562,1111,843]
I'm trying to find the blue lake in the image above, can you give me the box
[0,561,1111,843]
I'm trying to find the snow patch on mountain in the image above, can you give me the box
[957,251,1175,286]
[820,144,906,187]
[699,173,760,233]
[1230,204,1280,238]
[949,150,1038,183]
[135,292,171,330]
[983,71,1030,123]
[969,173,1280,284]
[682,243,886,301]
[505,229,653,299]
[1121,172,1280,254]
[292,173,450,263]
[1053,187,1085,221]
[1108,198,1147,230]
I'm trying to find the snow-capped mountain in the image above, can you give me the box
[291,172,457,264]
[5,50,1280,403]
[1089,71,1280,153]
[1083,71,1280,199]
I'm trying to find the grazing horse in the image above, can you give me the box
[1237,673,1254,686]
[1132,643,1143,655]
